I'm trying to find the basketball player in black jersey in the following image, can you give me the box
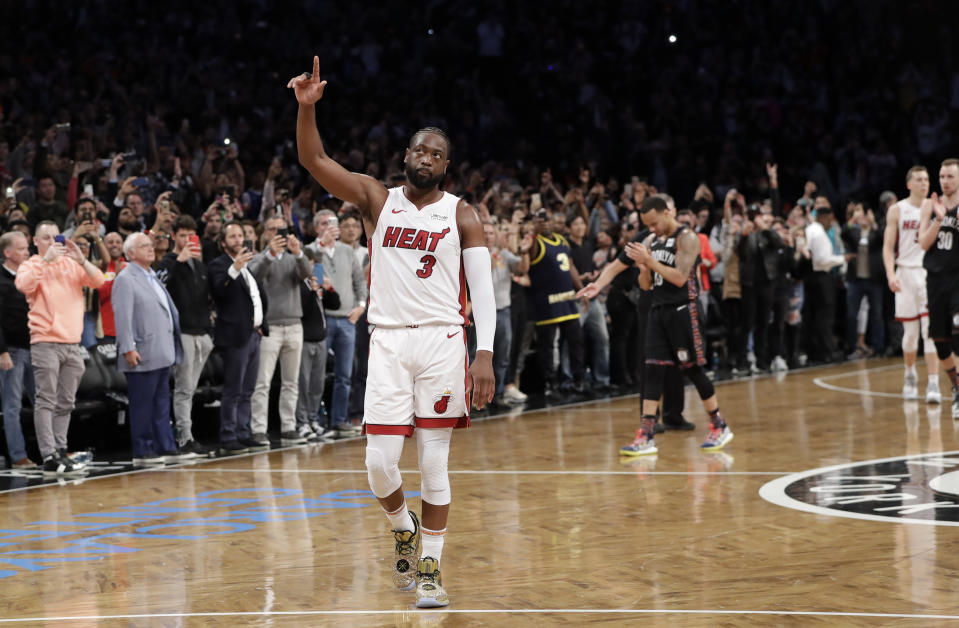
[578,203,692,433]
[918,158,959,419]
[619,197,733,455]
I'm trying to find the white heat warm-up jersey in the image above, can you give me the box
[367,186,468,327]
[896,199,924,268]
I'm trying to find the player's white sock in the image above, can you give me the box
[421,526,446,564]
[905,365,917,379]
[929,374,939,386]
[385,502,415,533]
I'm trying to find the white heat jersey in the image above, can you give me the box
[896,200,924,268]
[367,187,467,327]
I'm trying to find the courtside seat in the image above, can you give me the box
[95,343,128,393]
[194,349,224,404]
[72,346,110,420]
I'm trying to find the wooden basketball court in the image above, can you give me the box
[2,358,959,626]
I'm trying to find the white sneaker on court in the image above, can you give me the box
[926,380,942,404]
[903,373,919,400]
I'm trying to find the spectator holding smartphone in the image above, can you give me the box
[15,220,105,475]
[156,215,215,456]
[248,215,312,446]
[306,209,367,437]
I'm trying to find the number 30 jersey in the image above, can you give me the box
[367,186,468,327]
[923,205,959,275]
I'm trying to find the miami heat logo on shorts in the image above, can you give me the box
[433,388,453,414]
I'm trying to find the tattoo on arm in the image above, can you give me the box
[673,230,701,278]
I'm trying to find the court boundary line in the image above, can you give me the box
[812,363,909,398]
[1,608,958,622]
[164,468,786,476]
[0,358,891,496]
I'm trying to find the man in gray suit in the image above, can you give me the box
[113,232,187,466]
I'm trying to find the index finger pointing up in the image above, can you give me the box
[313,56,320,80]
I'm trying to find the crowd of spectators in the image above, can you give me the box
[1,0,958,470]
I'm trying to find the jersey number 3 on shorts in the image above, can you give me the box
[417,254,437,278]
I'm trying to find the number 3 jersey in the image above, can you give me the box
[923,205,959,275]
[367,186,468,327]
[528,233,580,325]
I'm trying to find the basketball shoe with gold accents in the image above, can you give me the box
[392,511,421,591]
[414,556,450,608]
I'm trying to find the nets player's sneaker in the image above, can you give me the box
[903,372,919,400]
[700,425,734,451]
[927,380,942,404]
[392,511,421,591]
[620,430,658,456]
[415,557,450,608]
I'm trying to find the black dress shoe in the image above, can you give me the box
[219,441,250,456]
[653,421,665,434]
[240,436,270,450]
[663,419,696,431]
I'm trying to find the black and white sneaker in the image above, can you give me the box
[297,423,320,443]
[952,387,959,420]
[42,454,89,477]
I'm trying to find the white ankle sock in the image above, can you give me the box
[929,374,939,386]
[420,526,446,564]
[385,502,415,532]
[906,365,918,379]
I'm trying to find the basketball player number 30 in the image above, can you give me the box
[937,231,954,250]
[416,254,437,278]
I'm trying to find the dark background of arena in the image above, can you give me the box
[1,0,957,209]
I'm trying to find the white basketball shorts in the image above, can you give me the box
[363,324,470,436]
[894,266,928,322]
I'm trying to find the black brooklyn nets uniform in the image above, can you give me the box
[923,205,959,339]
[644,225,707,369]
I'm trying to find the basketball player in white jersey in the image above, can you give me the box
[883,166,940,402]
[289,57,495,608]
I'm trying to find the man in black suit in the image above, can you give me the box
[207,221,269,455]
